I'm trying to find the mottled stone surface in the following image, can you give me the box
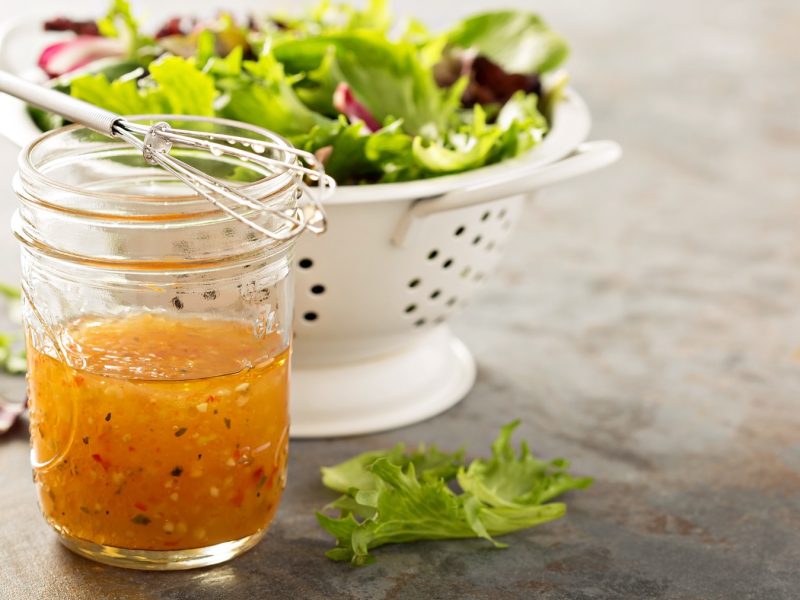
[1,0,799,598]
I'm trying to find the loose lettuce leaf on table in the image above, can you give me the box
[321,441,464,494]
[457,420,593,509]
[446,10,569,74]
[317,421,591,565]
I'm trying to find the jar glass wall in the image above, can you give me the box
[14,117,299,570]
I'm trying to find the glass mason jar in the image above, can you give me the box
[12,117,307,570]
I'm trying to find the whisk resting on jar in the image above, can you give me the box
[0,70,331,241]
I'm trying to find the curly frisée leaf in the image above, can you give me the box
[457,420,593,509]
[317,421,591,565]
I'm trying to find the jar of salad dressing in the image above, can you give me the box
[13,117,307,569]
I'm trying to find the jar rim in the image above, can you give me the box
[14,115,304,269]
[19,114,298,206]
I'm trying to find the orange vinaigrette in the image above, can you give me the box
[27,312,289,552]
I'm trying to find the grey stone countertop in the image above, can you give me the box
[1,0,799,598]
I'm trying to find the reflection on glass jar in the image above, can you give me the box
[14,117,301,570]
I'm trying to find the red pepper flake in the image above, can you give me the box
[73,375,84,386]
[134,501,148,511]
[128,446,135,452]
[207,395,216,403]
[131,514,151,525]
[252,467,264,482]
[82,436,89,445]
[224,418,231,429]
[231,488,245,508]
[174,427,187,437]
[105,412,111,422]
[171,466,183,477]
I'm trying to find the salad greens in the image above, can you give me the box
[35,0,569,184]
[318,421,592,565]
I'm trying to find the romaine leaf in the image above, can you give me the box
[447,11,569,74]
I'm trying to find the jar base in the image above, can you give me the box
[56,528,267,570]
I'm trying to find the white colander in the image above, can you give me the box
[290,90,621,437]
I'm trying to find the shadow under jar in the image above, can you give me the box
[12,116,302,570]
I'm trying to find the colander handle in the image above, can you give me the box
[391,140,621,246]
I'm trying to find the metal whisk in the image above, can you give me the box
[0,70,331,241]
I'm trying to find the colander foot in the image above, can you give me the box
[288,326,476,438]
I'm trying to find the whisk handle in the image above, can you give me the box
[0,70,120,136]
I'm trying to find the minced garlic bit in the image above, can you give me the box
[226,457,236,467]
[196,402,208,413]
[194,528,207,540]
[163,521,175,534]
[235,382,250,393]
[210,486,220,498]
[170,492,179,502]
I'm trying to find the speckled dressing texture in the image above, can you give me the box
[1,0,799,598]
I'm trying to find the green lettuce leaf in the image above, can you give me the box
[273,32,451,135]
[317,421,591,565]
[321,441,465,494]
[296,0,391,35]
[318,459,503,565]
[457,420,593,508]
[447,10,569,74]
[97,0,152,58]
[69,56,216,116]
[221,54,331,137]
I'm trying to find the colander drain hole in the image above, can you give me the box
[298,257,313,269]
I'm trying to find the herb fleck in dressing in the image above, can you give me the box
[27,313,289,551]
